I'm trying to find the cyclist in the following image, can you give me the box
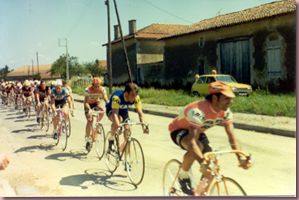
[35,80,51,123]
[50,80,71,139]
[84,77,109,150]
[21,80,33,112]
[13,82,22,109]
[168,81,251,196]
[62,80,75,117]
[105,82,149,153]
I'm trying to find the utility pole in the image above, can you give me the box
[112,0,133,83]
[31,59,34,77]
[36,52,40,74]
[105,0,112,93]
[58,38,69,80]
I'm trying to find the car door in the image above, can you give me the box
[200,76,216,95]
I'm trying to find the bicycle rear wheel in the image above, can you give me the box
[95,123,105,160]
[125,138,145,186]
[104,132,119,173]
[207,176,246,196]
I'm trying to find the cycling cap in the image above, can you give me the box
[208,81,235,98]
[92,77,102,85]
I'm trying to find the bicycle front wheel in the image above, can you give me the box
[207,176,247,196]
[162,159,186,196]
[95,123,105,160]
[57,120,68,151]
[66,119,71,137]
[44,112,50,132]
[125,138,145,186]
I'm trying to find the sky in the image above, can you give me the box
[0,0,282,69]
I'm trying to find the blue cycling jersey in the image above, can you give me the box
[51,88,69,101]
[106,90,141,112]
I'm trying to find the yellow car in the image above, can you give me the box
[191,74,253,96]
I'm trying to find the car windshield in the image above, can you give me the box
[216,75,237,83]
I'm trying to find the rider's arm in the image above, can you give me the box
[35,91,40,104]
[134,96,144,122]
[224,123,243,160]
[102,88,109,104]
[50,96,56,111]
[189,126,205,162]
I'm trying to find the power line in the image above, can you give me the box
[66,0,94,37]
[141,0,193,24]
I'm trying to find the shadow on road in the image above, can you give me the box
[11,128,33,134]
[5,115,24,120]
[27,134,51,140]
[14,143,55,153]
[60,169,136,192]
[25,124,38,128]
[14,119,35,122]
[45,150,88,161]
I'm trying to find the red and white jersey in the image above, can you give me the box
[168,100,233,133]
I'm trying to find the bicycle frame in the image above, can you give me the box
[113,119,147,160]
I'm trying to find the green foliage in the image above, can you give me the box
[82,60,104,77]
[0,65,11,79]
[32,73,41,80]
[51,54,86,79]
[72,84,296,117]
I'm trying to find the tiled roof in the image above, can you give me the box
[160,0,296,39]
[104,23,188,45]
[7,64,60,79]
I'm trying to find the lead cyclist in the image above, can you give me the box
[168,81,252,196]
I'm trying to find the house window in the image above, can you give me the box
[266,33,283,80]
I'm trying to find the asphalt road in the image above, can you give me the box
[0,101,296,197]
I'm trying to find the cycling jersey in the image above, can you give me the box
[22,87,32,97]
[51,88,69,107]
[106,90,142,111]
[84,86,106,105]
[168,100,233,133]
[36,86,50,102]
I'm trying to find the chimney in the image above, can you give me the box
[114,25,120,40]
[128,19,136,35]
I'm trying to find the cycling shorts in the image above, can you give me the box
[170,129,212,153]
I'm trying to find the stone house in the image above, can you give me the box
[104,20,188,85]
[159,0,296,91]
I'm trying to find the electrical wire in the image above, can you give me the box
[141,0,193,24]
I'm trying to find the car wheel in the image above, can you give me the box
[192,91,200,97]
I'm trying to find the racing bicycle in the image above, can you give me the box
[162,149,252,196]
[105,119,149,186]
